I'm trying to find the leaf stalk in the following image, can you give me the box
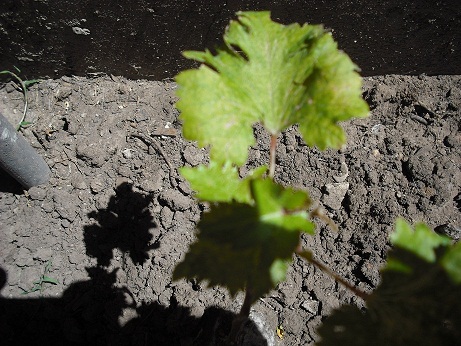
[298,250,369,301]
[269,134,278,178]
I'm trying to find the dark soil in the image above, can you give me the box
[0,74,460,345]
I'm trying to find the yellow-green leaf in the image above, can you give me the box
[175,11,368,165]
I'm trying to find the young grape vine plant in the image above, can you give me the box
[171,11,461,345]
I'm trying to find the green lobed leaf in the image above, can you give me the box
[180,162,266,204]
[175,11,368,165]
[390,217,451,263]
[173,178,314,301]
[317,219,461,345]
[251,178,313,232]
[441,240,461,284]
[296,32,369,149]
[319,254,461,346]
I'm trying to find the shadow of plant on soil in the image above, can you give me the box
[0,182,266,345]
[83,181,158,266]
[1,265,262,345]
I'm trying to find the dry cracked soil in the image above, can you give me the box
[0,74,460,345]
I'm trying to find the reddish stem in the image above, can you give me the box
[298,250,369,301]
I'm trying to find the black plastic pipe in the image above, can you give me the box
[0,111,50,189]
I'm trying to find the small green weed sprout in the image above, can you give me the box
[20,260,59,295]
[0,66,39,130]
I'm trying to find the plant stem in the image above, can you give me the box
[228,286,253,343]
[298,250,369,301]
[239,286,253,318]
[269,134,278,179]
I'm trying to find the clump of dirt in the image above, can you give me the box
[0,74,460,345]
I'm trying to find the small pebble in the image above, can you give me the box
[300,299,320,315]
[27,186,47,200]
[90,178,105,193]
[322,182,349,210]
